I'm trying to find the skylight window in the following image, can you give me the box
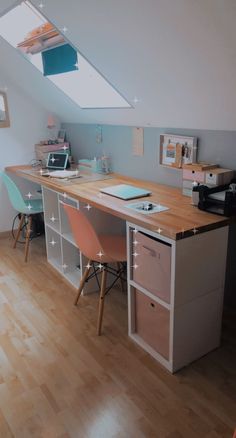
[0,1,131,109]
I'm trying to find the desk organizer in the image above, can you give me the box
[182,163,234,197]
[126,201,169,214]
[35,143,70,167]
[79,157,111,174]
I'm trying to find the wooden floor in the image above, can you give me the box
[0,235,235,438]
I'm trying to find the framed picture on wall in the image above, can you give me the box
[159,134,197,168]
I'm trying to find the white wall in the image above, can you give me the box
[63,123,236,189]
[1,1,236,129]
[0,72,54,232]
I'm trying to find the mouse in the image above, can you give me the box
[143,203,153,211]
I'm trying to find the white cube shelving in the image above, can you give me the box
[43,187,81,288]
[127,222,229,372]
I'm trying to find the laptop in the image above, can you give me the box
[40,152,81,179]
[100,184,151,200]
[47,152,69,170]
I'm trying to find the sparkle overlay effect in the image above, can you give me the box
[131,228,139,270]
[133,96,142,104]
[84,204,92,211]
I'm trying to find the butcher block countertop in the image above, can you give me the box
[5,165,229,240]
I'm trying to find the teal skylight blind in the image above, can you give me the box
[42,43,78,76]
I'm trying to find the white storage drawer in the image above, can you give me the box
[183,169,205,183]
[133,231,171,303]
[205,170,234,186]
[135,289,170,359]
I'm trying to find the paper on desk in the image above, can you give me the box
[132,127,144,156]
[48,170,80,178]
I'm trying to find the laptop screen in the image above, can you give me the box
[47,153,69,170]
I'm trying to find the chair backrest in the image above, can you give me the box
[0,171,26,212]
[63,203,105,261]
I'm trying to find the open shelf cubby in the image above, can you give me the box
[43,187,60,233]
[62,237,81,288]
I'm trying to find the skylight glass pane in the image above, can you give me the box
[49,56,129,108]
[0,1,131,109]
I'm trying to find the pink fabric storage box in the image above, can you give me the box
[133,232,171,303]
[183,169,205,183]
[135,289,170,359]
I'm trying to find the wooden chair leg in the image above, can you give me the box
[74,260,92,306]
[24,215,32,263]
[117,262,125,293]
[13,214,25,248]
[97,267,107,336]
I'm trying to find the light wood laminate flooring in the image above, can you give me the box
[0,235,235,438]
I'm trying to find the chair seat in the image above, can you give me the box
[21,198,43,215]
[96,234,126,263]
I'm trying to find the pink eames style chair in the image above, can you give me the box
[62,203,127,335]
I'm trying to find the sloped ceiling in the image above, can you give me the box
[1,0,236,129]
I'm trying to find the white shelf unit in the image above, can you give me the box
[42,187,126,293]
[43,187,61,233]
[127,222,229,373]
[62,237,81,287]
[59,193,78,246]
[43,187,82,288]
[46,227,63,274]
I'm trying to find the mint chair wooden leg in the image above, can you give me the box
[24,216,32,263]
[13,214,25,249]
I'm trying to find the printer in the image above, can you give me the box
[193,180,236,217]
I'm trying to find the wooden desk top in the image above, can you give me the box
[5,165,229,240]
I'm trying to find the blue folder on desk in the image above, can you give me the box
[100,184,151,200]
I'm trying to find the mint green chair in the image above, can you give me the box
[0,171,43,262]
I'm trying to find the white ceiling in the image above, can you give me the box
[1,0,236,129]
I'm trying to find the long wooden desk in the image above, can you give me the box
[6,165,229,240]
[5,165,230,372]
